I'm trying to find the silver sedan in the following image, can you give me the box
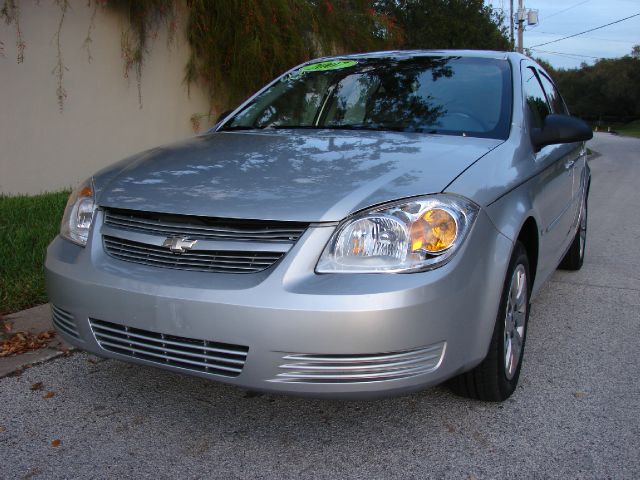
[46,50,592,400]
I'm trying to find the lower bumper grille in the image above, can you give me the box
[89,319,248,377]
[271,343,446,384]
[51,305,80,339]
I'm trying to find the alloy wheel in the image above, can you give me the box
[504,264,527,380]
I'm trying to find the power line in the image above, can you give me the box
[579,36,637,44]
[525,0,591,31]
[530,48,600,59]
[532,51,590,62]
[530,12,640,48]
[532,31,637,44]
[539,0,591,21]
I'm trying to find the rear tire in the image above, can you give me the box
[449,242,530,401]
[559,193,588,271]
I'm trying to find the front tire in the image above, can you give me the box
[449,242,531,401]
[559,192,588,270]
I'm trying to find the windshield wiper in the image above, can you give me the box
[272,124,411,133]
[222,124,443,134]
[219,125,262,131]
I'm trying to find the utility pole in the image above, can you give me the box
[510,0,515,47]
[517,0,524,53]
[515,1,538,53]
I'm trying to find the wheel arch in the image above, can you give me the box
[516,217,539,288]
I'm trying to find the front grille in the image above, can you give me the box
[51,305,79,339]
[89,319,248,377]
[103,235,283,273]
[104,208,308,243]
[270,343,446,384]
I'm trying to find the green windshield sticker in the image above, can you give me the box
[299,60,359,73]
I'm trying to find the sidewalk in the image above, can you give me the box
[0,304,73,377]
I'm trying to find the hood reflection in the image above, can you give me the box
[96,129,501,222]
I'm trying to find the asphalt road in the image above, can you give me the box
[1,133,639,479]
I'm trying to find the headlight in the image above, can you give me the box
[316,194,479,273]
[60,179,97,246]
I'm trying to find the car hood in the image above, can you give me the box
[95,130,502,222]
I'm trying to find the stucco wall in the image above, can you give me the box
[0,2,209,195]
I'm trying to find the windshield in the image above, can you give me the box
[221,56,512,139]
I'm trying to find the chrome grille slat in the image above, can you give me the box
[105,249,276,268]
[271,343,446,384]
[91,331,245,365]
[53,320,77,339]
[274,364,438,382]
[103,239,280,263]
[106,253,273,272]
[280,353,441,372]
[103,236,283,273]
[89,319,248,377]
[106,213,305,235]
[281,346,443,364]
[103,238,282,260]
[104,208,308,242]
[106,217,304,239]
[97,340,243,373]
[90,323,247,356]
[51,305,80,339]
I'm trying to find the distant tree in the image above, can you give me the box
[632,44,640,59]
[533,57,556,76]
[375,0,511,51]
[552,54,640,122]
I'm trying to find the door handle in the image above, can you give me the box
[564,159,576,170]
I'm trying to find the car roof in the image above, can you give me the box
[310,49,526,63]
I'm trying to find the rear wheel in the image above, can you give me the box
[559,193,588,270]
[449,242,530,401]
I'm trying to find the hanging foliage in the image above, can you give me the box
[105,0,177,106]
[1,0,25,63]
[183,0,403,109]
[1,0,509,114]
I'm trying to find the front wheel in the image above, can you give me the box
[449,242,531,401]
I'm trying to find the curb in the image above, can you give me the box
[0,304,75,378]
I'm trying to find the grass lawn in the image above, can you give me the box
[615,120,640,138]
[0,191,70,315]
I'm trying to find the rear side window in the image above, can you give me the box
[537,72,569,115]
[522,66,550,128]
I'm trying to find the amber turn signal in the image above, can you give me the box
[410,208,458,253]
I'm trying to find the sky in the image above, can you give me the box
[485,0,640,69]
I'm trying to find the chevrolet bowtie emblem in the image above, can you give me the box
[162,237,198,253]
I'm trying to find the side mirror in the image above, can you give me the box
[215,109,234,125]
[532,114,593,151]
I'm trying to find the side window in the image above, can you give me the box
[522,66,550,128]
[537,72,569,115]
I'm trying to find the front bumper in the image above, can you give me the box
[45,210,512,399]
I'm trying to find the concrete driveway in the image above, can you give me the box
[1,133,638,479]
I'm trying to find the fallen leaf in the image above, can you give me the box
[43,391,56,399]
[574,391,588,398]
[0,330,56,357]
[30,382,43,391]
[51,439,62,448]
[0,426,6,433]
[2,321,12,333]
